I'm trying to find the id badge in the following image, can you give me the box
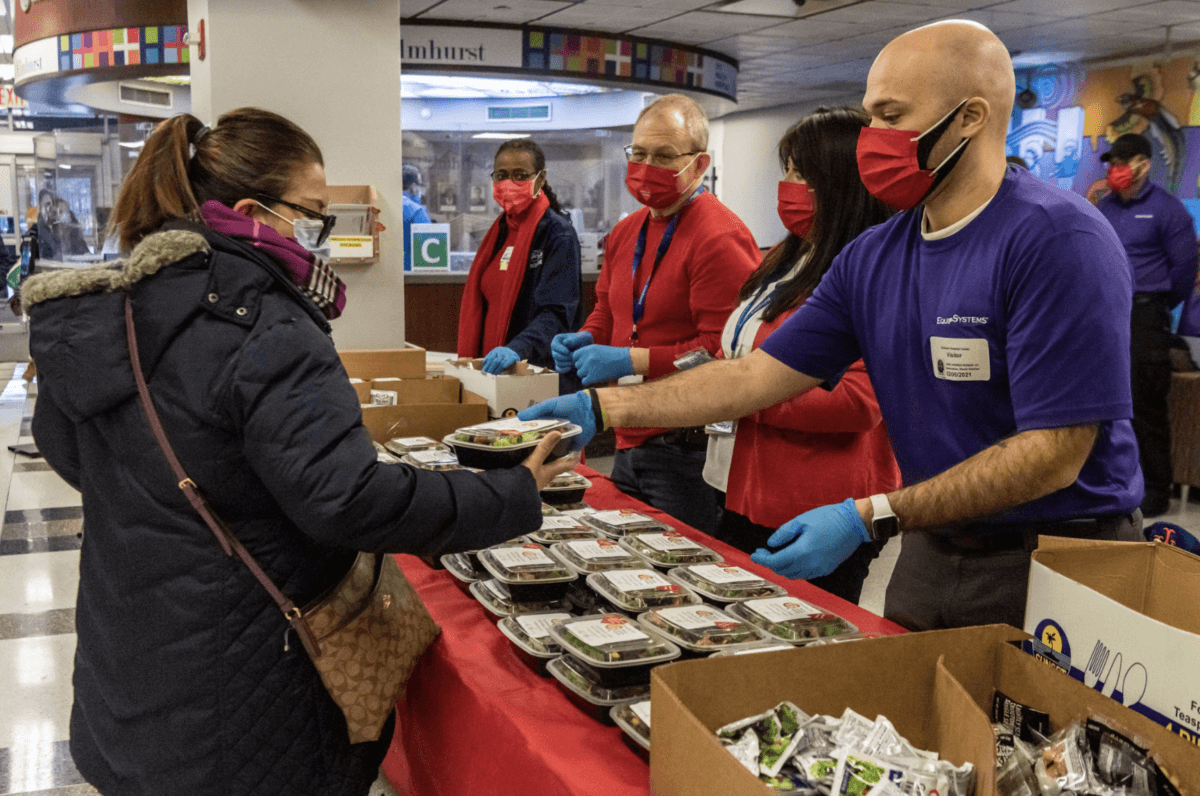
[705,420,737,437]
[674,347,716,371]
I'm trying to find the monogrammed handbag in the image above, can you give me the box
[124,296,440,743]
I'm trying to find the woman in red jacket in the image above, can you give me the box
[704,107,901,604]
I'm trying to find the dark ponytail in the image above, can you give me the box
[111,108,323,251]
[495,138,565,215]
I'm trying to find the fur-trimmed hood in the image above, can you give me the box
[22,230,210,312]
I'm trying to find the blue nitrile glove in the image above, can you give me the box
[750,499,869,581]
[517,391,596,451]
[551,331,593,374]
[482,346,521,375]
[573,344,634,386]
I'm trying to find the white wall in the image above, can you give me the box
[188,0,404,350]
[711,95,862,247]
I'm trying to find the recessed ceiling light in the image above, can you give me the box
[472,132,531,140]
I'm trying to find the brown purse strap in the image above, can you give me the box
[123,295,319,656]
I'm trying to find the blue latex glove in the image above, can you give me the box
[551,331,593,374]
[749,499,869,581]
[517,391,596,451]
[573,344,634,386]
[482,346,521,375]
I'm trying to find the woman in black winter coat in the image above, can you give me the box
[23,108,572,796]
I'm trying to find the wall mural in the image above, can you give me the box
[1007,55,1200,223]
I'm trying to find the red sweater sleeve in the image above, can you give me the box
[755,360,883,433]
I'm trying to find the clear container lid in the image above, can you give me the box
[376,450,401,464]
[541,503,562,516]
[479,542,576,586]
[708,640,796,658]
[582,509,672,538]
[618,532,723,567]
[451,417,568,448]
[527,515,598,544]
[384,436,445,454]
[550,539,647,574]
[469,578,571,618]
[549,613,680,668]
[401,450,462,471]
[586,569,700,612]
[637,604,766,652]
[544,471,592,491]
[546,655,650,706]
[559,506,595,520]
[728,596,860,643]
[497,611,572,657]
[441,552,482,583]
[668,565,787,602]
[611,699,652,750]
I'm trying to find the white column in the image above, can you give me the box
[187,0,404,349]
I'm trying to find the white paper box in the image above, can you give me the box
[443,358,560,419]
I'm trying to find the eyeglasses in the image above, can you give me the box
[623,145,700,168]
[490,170,540,183]
[256,194,337,245]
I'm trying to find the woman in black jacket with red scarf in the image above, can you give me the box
[457,139,583,377]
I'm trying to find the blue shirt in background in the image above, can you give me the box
[1098,181,1199,306]
[762,166,1143,529]
[402,193,431,271]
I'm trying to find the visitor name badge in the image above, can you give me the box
[930,336,990,381]
[500,245,515,271]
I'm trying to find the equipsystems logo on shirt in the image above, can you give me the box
[1135,214,1154,219]
[936,315,989,325]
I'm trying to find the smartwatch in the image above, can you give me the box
[868,493,900,542]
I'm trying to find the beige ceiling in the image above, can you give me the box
[405,0,1200,112]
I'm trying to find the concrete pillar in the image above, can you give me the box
[187,0,404,349]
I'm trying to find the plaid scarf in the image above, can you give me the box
[200,200,346,319]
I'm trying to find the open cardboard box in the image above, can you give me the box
[650,623,1200,795]
[327,184,380,265]
[339,346,427,381]
[1024,537,1200,743]
[443,357,560,419]
[358,375,487,444]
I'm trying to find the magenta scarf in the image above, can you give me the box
[200,200,346,319]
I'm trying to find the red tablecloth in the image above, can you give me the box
[382,467,905,796]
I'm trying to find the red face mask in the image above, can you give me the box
[1106,164,1135,193]
[777,181,815,238]
[625,155,700,210]
[493,175,541,216]
[856,99,970,210]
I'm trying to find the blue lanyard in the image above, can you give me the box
[730,278,784,354]
[629,187,703,341]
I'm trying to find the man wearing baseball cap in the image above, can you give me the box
[1098,133,1199,516]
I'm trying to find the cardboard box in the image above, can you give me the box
[650,625,1025,796]
[443,358,560,419]
[339,346,427,381]
[326,185,380,265]
[358,376,487,443]
[946,634,1200,793]
[1024,537,1200,744]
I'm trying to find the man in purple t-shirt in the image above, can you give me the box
[521,21,1143,630]
[1096,133,1199,517]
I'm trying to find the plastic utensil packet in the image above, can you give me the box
[993,689,1052,745]
[1034,722,1092,795]
[726,730,762,776]
[830,751,907,796]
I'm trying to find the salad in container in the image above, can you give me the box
[728,596,859,644]
[527,515,599,545]
[582,509,672,539]
[497,610,572,675]
[610,698,651,760]
[546,655,649,723]
[618,532,723,568]
[637,604,766,657]
[540,470,592,506]
[445,418,581,469]
[550,539,647,575]
[668,564,787,603]
[548,613,680,688]
[478,542,577,602]
[586,569,700,614]
[401,449,462,471]
[469,578,570,621]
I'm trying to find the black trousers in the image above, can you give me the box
[710,508,884,605]
[1131,294,1174,511]
[611,434,723,535]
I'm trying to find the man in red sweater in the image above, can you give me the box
[552,94,759,533]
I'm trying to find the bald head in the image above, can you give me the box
[867,21,1014,140]
[635,93,709,152]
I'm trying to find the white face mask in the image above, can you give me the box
[257,202,331,263]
